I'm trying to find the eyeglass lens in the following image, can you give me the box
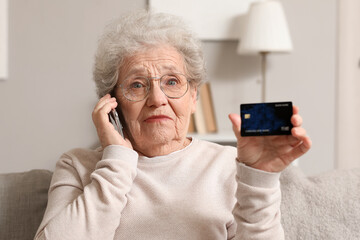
[121,73,188,101]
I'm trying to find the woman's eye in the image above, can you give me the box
[166,78,179,86]
[130,81,145,89]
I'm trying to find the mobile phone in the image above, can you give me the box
[108,108,124,138]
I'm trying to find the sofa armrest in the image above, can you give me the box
[0,169,52,240]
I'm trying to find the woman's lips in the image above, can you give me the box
[144,115,172,123]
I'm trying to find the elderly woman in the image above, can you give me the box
[35,10,311,240]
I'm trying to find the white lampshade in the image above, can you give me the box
[237,0,293,54]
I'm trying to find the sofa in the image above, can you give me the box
[0,170,52,240]
[1,166,359,240]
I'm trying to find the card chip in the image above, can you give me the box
[244,114,251,119]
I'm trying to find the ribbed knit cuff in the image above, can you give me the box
[237,162,281,188]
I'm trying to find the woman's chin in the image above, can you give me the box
[145,130,174,143]
[134,128,183,145]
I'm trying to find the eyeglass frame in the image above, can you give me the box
[115,73,191,102]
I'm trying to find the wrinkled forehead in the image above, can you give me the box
[119,46,186,79]
[125,64,182,76]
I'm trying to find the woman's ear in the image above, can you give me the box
[190,87,197,114]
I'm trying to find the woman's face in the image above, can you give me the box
[114,45,197,156]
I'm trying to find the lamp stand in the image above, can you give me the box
[260,51,269,102]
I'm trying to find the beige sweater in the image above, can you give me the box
[35,138,284,240]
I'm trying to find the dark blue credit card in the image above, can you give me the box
[240,102,293,136]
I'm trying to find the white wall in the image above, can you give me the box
[205,0,337,176]
[337,0,360,169]
[0,0,337,175]
[0,0,145,173]
[265,0,337,175]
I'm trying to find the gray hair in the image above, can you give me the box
[93,10,206,98]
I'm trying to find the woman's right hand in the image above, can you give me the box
[92,94,133,149]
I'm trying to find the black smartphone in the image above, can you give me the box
[108,108,124,138]
[108,93,133,142]
[109,109,124,137]
[107,92,124,138]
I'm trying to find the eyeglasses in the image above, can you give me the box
[118,73,190,102]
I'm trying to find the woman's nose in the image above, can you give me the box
[146,81,168,107]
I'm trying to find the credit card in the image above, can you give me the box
[240,101,293,136]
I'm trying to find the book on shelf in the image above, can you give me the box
[188,114,195,133]
[200,82,217,133]
[193,94,207,134]
[190,82,217,134]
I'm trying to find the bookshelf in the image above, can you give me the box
[188,82,237,145]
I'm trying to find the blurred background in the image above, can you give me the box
[0,0,359,175]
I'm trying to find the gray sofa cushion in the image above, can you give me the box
[280,166,360,240]
[0,170,52,240]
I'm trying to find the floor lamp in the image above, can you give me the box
[237,0,293,102]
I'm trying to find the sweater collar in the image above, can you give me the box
[138,137,197,163]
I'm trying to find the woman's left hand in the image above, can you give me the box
[228,106,312,172]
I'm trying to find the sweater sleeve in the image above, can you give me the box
[34,145,138,240]
[232,162,284,240]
